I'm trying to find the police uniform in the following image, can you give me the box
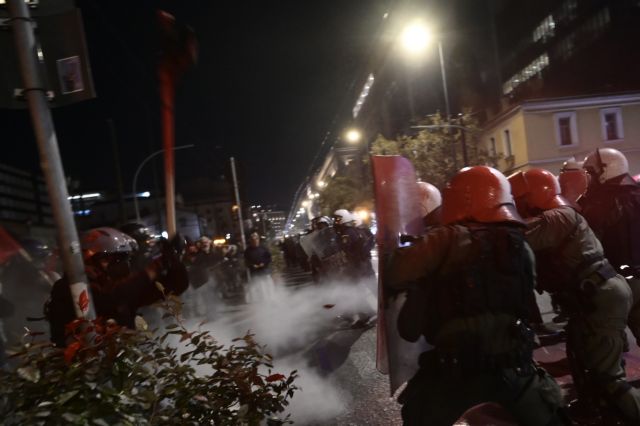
[388,223,565,426]
[579,175,640,347]
[525,205,640,421]
[386,166,569,425]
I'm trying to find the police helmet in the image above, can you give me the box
[508,168,569,216]
[442,166,524,226]
[583,148,629,184]
[81,227,137,262]
[416,181,442,218]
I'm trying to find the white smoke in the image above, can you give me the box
[176,276,379,424]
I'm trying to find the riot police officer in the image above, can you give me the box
[416,181,442,227]
[333,209,374,281]
[47,227,188,347]
[388,166,566,426]
[579,148,640,347]
[510,167,640,422]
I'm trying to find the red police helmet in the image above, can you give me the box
[442,166,524,225]
[558,169,589,206]
[508,169,569,215]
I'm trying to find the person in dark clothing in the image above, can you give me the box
[511,167,640,422]
[387,166,567,426]
[244,232,274,302]
[46,227,188,347]
[579,148,640,347]
[244,232,272,275]
[333,209,375,281]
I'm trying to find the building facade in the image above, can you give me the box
[492,0,640,112]
[0,163,55,242]
[482,92,640,176]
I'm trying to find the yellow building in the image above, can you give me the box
[482,93,640,176]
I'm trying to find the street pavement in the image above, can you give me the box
[178,261,640,425]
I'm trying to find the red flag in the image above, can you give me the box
[0,227,26,265]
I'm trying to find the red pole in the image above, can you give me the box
[159,67,177,237]
[157,10,197,239]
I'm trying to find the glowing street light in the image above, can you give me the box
[345,128,362,144]
[400,20,453,167]
[401,21,432,54]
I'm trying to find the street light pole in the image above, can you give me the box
[132,144,194,223]
[437,40,456,170]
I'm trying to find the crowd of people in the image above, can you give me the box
[2,144,640,425]
[388,147,640,425]
[0,222,279,361]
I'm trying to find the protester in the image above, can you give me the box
[46,227,188,347]
[244,232,275,302]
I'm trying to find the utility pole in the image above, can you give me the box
[107,119,127,225]
[7,0,95,320]
[230,157,247,251]
[230,157,251,282]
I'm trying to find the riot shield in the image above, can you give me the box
[299,227,347,275]
[371,155,429,396]
[299,227,341,259]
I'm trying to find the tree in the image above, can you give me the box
[370,111,500,189]
[317,162,373,216]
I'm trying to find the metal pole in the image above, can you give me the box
[7,0,95,320]
[107,119,126,225]
[230,157,247,252]
[438,40,456,171]
[459,115,469,167]
[159,68,177,238]
[132,144,194,223]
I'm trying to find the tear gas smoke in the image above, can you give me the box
[175,276,378,424]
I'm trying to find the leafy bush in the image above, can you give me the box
[0,292,297,425]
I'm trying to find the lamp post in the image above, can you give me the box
[132,144,194,223]
[401,22,455,168]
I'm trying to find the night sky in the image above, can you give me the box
[2,0,393,210]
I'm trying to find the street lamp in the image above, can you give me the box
[132,144,194,223]
[344,128,362,144]
[400,21,454,167]
[400,21,451,128]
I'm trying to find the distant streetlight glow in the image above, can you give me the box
[317,180,326,188]
[345,128,362,144]
[401,22,432,54]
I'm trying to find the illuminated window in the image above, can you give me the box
[533,15,556,43]
[503,53,549,95]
